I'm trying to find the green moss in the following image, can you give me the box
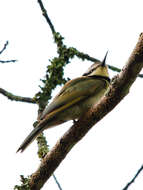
[14,176,30,190]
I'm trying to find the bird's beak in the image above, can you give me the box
[102,51,108,66]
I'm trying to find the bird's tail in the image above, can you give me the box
[17,121,46,153]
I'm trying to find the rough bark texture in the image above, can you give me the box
[29,33,143,190]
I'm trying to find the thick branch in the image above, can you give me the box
[0,88,36,104]
[29,34,143,190]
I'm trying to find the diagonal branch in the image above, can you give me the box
[122,164,143,190]
[37,0,55,34]
[52,174,63,190]
[29,33,143,189]
[0,41,9,54]
[0,88,36,104]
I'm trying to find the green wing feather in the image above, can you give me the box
[40,76,107,119]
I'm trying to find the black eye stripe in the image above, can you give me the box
[88,68,95,74]
[82,64,101,76]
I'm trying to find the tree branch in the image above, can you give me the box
[108,64,143,78]
[37,0,55,34]
[29,33,143,189]
[0,41,9,54]
[122,165,143,190]
[53,174,63,190]
[0,59,17,63]
[0,41,17,63]
[0,88,36,104]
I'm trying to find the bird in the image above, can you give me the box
[17,52,110,152]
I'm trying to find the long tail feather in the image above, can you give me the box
[17,123,45,153]
[17,106,66,153]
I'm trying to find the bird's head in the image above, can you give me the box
[83,52,109,78]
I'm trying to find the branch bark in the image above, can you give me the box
[29,33,143,190]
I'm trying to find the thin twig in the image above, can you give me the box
[0,88,36,103]
[122,165,143,190]
[53,174,63,190]
[108,64,121,72]
[0,41,17,63]
[0,59,17,63]
[37,0,55,34]
[138,73,143,77]
[108,65,143,78]
[0,41,9,54]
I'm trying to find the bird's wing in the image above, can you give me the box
[40,76,107,119]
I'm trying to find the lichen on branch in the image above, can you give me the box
[0,88,35,103]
